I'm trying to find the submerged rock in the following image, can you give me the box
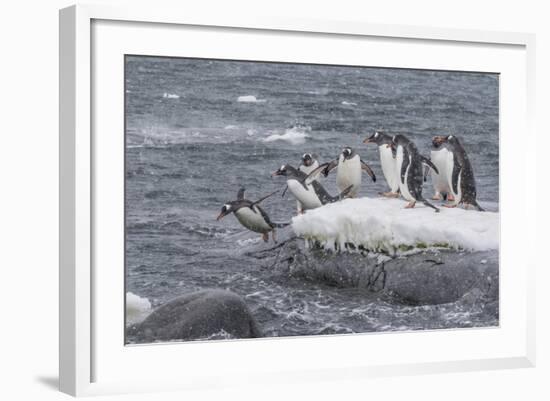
[130,289,262,342]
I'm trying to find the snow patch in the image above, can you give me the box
[126,292,152,326]
[237,95,266,103]
[292,198,499,254]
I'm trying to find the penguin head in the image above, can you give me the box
[341,147,353,161]
[432,135,458,147]
[388,134,409,149]
[216,203,233,221]
[272,164,288,177]
[363,131,384,145]
[301,153,313,167]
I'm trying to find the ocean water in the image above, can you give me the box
[125,56,499,343]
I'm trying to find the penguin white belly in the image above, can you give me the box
[378,145,399,192]
[445,152,461,205]
[430,148,450,194]
[287,179,322,210]
[336,155,361,196]
[234,207,272,233]
[396,146,414,202]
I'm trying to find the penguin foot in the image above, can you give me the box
[447,194,455,202]
[432,193,442,201]
[442,203,457,208]
[262,233,269,242]
[405,201,416,209]
[380,191,399,198]
[271,230,278,243]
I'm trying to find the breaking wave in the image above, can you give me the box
[262,125,311,145]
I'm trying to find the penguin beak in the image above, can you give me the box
[271,170,281,177]
[216,212,226,221]
[363,138,371,144]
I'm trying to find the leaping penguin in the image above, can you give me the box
[272,164,352,211]
[432,135,484,211]
[363,131,400,197]
[309,147,376,198]
[216,188,289,243]
[390,135,440,212]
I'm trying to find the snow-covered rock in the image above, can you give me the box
[292,198,499,254]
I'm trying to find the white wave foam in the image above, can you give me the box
[237,95,266,103]
[262,126,311,145]
[341,101,357,106]
[292,197,499,254]
[126,292,152,326]
[162,93,180,99]
[224,125,238,130]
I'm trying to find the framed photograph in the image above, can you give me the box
[59,4,536,396]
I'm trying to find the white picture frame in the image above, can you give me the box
[59,4,536,397]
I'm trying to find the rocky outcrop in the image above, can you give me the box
[129,289,262,342]
[247,238,498,305]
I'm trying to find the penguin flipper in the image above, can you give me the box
[400,148,410,184]
[451,158,462,195]
[254,205,276,228]
[423,164,430,182]
[336,185,354,201]
[251,190,279,207]
[420,156,439,175]
[360,160,376,182]
[237,187,246,200]
[420,197,440,213]
[471,200,485,212]
[301,160,336,186]
[281,185,288,198]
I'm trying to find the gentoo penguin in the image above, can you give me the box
[363,131,400,197]
[272,164,352,211]
[390,135,440,212]
[427,137,455,201]
[432,135,484,211]
[309,147,376,198]
[296,153,320,213]
[298,153,320,177]
[216,188,288,243]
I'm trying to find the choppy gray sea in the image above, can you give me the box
[125,56,499,343]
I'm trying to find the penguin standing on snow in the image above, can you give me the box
[216,188,289,243]
[363,131,400,197]
[390,134,440,212]
[427,136,455,202]
[310,147,376,198]
[272,164,353,211]
[296,153,320,213]
[431,135,484,211]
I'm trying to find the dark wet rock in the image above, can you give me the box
[382,251,498,305]
[130,289,262,342]
[246,237,498,306]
